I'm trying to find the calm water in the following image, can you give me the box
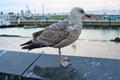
[0,27,120,40]
[0,27,120,59]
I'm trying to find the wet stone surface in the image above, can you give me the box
[23,54,120,80]
[23,54,85,80]
[0,50,120,80]
[32,65,83,80]
[0,50,41,80]
[0,50,40,75]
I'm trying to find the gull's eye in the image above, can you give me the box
[80,10,84,13]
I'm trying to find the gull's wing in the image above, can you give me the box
[33,21,70,47]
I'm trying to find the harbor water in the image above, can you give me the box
[0,27,120,59]
[0,27,120,40]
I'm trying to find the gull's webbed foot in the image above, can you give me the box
[59,56,71,67]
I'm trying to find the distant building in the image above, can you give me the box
[0,13,9,20]
[0,12,12,26]
[87,10,120,20]
[35,12,68,20]
[0,12,17,21]
[36,15,46,20]
[8,12,17,21]
[24,5,33,19]
[0,19,11,26]
[20,10,25,20]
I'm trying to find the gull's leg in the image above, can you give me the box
[59,48,69,61]
[58,48,70,67]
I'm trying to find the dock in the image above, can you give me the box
[9,19,120,28]
[0,50,120,80]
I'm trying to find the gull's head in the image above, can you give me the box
[70,7,91,18]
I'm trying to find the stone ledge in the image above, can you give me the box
[0,50,120,80]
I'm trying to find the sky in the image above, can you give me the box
[0,0,120,14]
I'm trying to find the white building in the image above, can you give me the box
[0,12,17,21]
[0,19,11,26]
[87,10,120,15]
[0,12,17,26]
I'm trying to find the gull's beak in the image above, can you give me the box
[85,14,91,18]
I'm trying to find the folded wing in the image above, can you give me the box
[20,21,70,50]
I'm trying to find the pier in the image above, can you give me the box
[9,19,120,28]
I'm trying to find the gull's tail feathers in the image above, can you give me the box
[20,40,45,51]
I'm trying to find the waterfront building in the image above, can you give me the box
[20,10,25,20]
[0,12,17,21]
[35,10,120,20]
[0,12,17,26]
[24,5,33,19]
[8,12,17,21]
[87,10,120,20]
[0,13,9,20]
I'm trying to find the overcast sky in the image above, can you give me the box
[0,0,120,13]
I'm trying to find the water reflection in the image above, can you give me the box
[71,44,77,51]
[80,28,120,40]
[31,65,84,80]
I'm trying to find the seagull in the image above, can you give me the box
[20,7,90,67]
